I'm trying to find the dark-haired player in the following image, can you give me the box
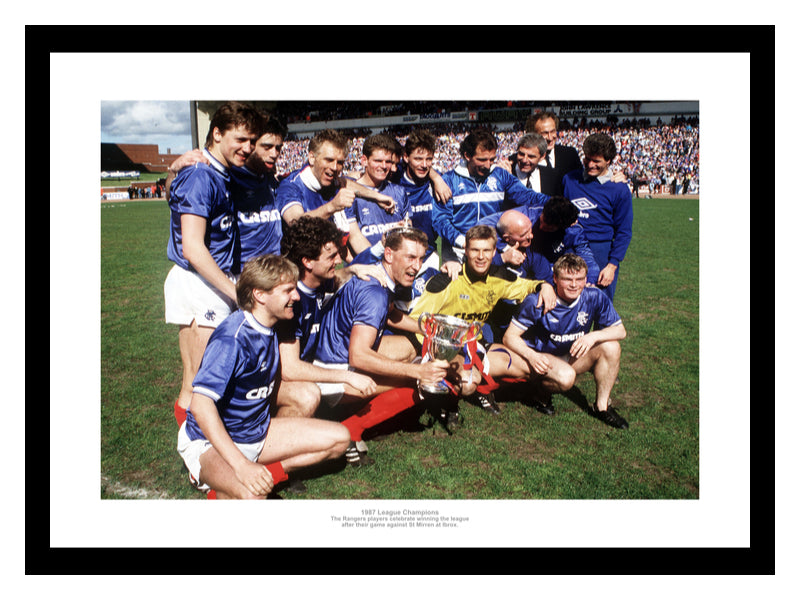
[478,196,601,285]
[277,215,388,418]
[164,101,263,425]
[167,114,290,267]
[562,133,633,300]
[345,133,411,256]
[432,128,550,264]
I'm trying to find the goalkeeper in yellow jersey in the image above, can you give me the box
[408,224,556,428]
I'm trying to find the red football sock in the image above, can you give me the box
[174,400,187,426]
[206,490,217,500]
[341,387,418,442]
[266,462,288,484]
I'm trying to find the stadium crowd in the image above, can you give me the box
[164,101,693,499]
[277,117,699,196]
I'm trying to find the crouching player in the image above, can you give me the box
[501,253,629,429]
[177,254,351,499]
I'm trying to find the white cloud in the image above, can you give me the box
[101,100,193,154]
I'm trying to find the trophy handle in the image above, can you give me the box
[418,312,433,335]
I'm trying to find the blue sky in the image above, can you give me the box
[101,100,194,155]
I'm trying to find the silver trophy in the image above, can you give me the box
[417,312,481,395]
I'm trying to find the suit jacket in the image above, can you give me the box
[508,155,552,197]
[538,144,583,196]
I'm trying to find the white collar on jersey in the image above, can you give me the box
[583,169,614,184]
[380,263,396,293]
[597,171,614,184]
[555,294,583,309]
[244,310,274,335]
[297,279,318,297]
[299,165,323,192]
[202,148,228,175]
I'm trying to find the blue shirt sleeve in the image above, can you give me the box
[566,225,602,284]
[169,166,216,218]
[609,184,633,266]
[276,174,303,216]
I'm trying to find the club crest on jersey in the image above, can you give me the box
[487,177,499,191]
[204,310,216,322]
[577,311,589,326]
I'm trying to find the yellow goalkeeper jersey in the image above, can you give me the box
[409,264,545,343]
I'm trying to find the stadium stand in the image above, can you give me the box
[275,116,699,196]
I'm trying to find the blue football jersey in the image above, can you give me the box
[276,278,337,362]
[510,287,622,356]
[393,266,439,314]
[345,181,410,247]
[167,150,237,272]
[492,247,554,284]
[277,166,341,214]
[230,166,283,266]
[185,310,280,444]
[314,269,395,364]
[395,171,438,259]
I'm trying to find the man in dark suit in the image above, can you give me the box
[525,111,583,196]
[499,132,558,195]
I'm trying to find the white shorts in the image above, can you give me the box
[311,360,350,407]
[176,421,266,493]
[164,264,238,327]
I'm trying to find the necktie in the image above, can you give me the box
[545,151,552,168]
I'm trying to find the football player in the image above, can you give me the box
[164,101,263,426]
[501,253,629,428]
[177,254,351,499]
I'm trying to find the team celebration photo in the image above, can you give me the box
[99,99,700,504]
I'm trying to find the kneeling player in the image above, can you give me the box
[177,255,351,499]
[499,253,629,429]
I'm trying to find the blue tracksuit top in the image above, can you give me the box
[432,163,549,248]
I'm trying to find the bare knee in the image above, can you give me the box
[277,383,321,418]
[331,425,351,458]
[548,364,576,392]
[600,340,621,362]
